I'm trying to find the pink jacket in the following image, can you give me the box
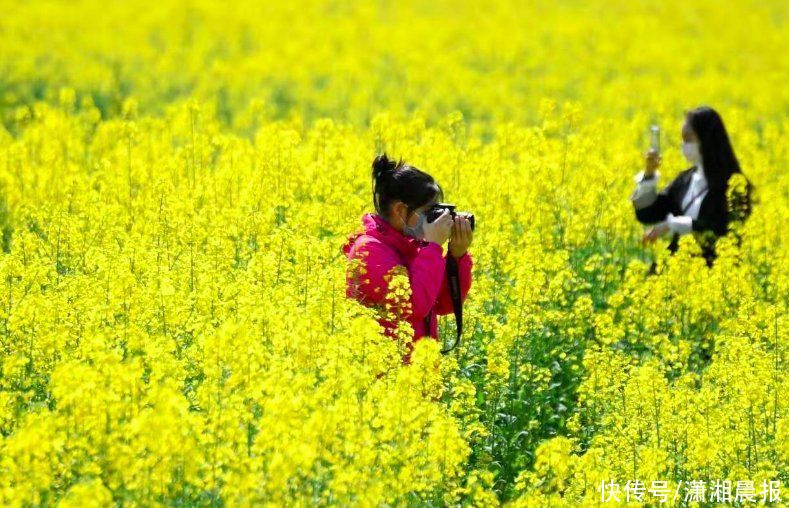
[342,213,473,362]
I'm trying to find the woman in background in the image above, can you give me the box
[630,106,752,267]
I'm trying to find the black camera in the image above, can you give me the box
[425,203,475,231]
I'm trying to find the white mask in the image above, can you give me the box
[402,211,426,239]
[681,142,702,165]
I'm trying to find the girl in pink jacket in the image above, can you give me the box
[342,154,473,364]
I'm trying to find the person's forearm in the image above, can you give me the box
[408,243,447,319]
[435,251,473,314]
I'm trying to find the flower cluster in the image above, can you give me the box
[0,0,786,504]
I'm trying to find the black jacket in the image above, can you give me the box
[633,166,749,265]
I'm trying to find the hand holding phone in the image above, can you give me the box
[644,124,662,177]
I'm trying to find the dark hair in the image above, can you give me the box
[686,106,753,219]
[371,153,443,219]
[686,106,742,190]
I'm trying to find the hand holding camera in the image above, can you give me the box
[425,203,475,257]
[423,209,454,246]
[448,215,473,259]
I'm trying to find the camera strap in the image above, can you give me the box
[440,255,463,354]
[680,185,708,214]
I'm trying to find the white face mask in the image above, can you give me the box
[402,211,426,239]
[681,142,702,165]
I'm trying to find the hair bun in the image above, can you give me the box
[372,153,397,181]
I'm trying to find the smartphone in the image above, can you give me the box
[649,124,661,153]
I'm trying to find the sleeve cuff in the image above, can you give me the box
[666,213,693,234]
[633,170,660,184]
[630,170,660,209]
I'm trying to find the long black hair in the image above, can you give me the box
[686,106,753,220]
[372,153,443,219]
[686,106,742,190]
